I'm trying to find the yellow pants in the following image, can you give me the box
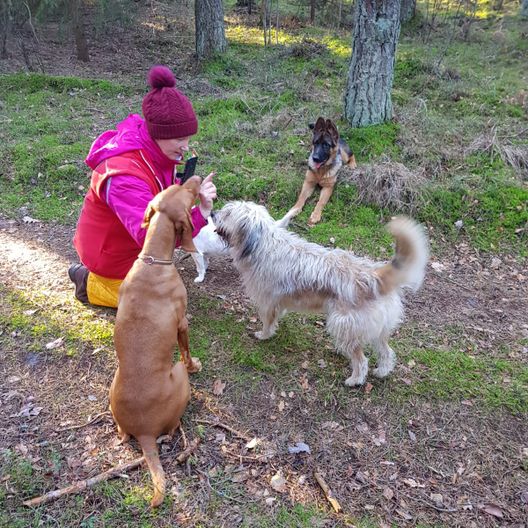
[87,272,122,309]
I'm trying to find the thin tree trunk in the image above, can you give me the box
[521,0,528,18]
[344,0,402,128]
[71,0,89,62]
[400,0,415,23]
[310,0,315,24]
[195,0,227,58]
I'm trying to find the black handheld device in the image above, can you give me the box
[179,156,198,183]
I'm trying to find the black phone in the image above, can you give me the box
[180,156,198,183]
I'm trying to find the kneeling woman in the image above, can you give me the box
[70,65,216,308]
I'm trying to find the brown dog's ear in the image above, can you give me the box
[175,208,197,253]
[326,119,339,145]
[141,203,156,229]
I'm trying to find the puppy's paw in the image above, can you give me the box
[187,357,202,373]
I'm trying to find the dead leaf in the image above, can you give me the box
[270,471,287,493]
[364,382,374,394]
[278,400,285,412]
[245,437,260,450]
[480,503,503,519]
[317,359,327,368]
[301,360,309,369]
[430,493,444,506]
[265,497,276,506]
[402,478,424,488]
[431,261,445,272]
[408,430,417,442]
[231,470,249,483]
[87,395,97,401]
[396,508,413,520]
[383,487,394,500]
[45,337,64,350]
[212,379,226,396]
[299,374,309,390]
[18,402,43,418]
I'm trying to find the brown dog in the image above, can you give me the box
[284,117,356,225]
[109,176,202,508]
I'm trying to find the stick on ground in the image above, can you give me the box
[314,471,342,513]
[23,438,201,508]
[194,419,253,443]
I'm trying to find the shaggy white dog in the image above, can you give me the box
[213,202,429,386]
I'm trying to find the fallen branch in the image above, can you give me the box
[176,438,200,464]
[194,419,253,443]
[314,471,342,513]
[23,456,145,507]
[23,437,201,508]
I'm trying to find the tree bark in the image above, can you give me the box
[195,0,227,58]
[310,0,315,24]
[71,0,89,62]
[400,0,415,23]
[344,0,401,128]
[521,0,528,18]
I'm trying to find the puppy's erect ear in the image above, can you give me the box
[326,119,339,146]
[313,117,326,132]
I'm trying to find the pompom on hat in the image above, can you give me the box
[142,65,198,140]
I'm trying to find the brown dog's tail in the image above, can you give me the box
[374,217,429,296]
[137,435,166,508]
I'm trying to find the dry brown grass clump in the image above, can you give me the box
[341,158,426,213]
[466,127,528,180]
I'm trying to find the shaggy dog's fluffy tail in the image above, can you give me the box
[375,217,429,295]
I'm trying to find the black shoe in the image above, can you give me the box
[68,263,89,304]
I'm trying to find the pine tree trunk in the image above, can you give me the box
[71,0,89,62]
[521,0,528,18]
[344,0,401,128]
[195,0,227,58]
[310,0,315,24]
[400,0,415,23]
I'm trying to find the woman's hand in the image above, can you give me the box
[198,172,217,218]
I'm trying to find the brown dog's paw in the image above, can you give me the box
[187,357,202,373]
[308,212,321,225]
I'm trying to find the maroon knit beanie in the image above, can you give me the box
[142,65,198,140]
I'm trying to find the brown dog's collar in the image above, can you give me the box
[138,254,174,266]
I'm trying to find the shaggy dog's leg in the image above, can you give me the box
[343,345,369,387]
[371,337,396,378]
[255,304,280,340]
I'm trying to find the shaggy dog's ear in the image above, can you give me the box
[240,222,262,259]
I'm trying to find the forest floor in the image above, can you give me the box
[1,1,527,527]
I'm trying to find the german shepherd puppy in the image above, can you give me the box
[284,117,356,225]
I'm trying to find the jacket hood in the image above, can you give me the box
[85,114,181,181]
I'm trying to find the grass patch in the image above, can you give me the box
[390,345,528,415]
